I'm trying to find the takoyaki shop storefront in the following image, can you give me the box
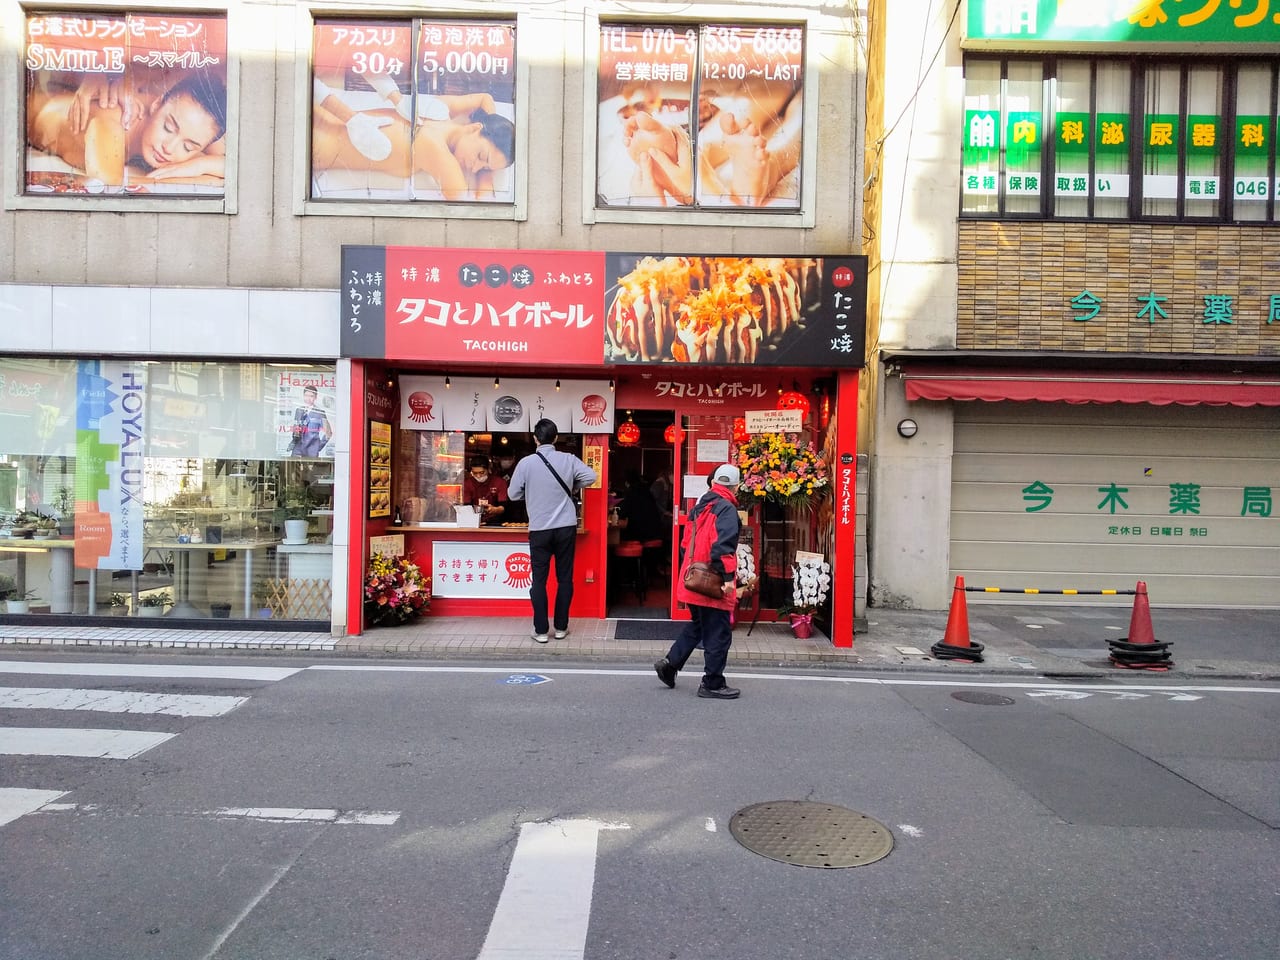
[339,246,867,644]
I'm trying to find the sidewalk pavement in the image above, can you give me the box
[2,603,1277,681]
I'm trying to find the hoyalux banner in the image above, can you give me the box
[341,246,866,368]
[74,360,145,571]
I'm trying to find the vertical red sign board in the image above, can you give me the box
[830,369,859,647]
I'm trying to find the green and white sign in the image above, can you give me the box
[968,0,1280,45]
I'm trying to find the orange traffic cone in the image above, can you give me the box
[931,576,985,663]
[1107,581,1173,670]
[1125,580,1156,646]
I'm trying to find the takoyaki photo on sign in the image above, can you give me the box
[603,254,867,367]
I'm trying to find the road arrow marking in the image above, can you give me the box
[1110,692,1149,700]
[1026,690,1092,700]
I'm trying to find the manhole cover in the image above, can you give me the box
[728,801,893,869]
[951,691,1016,706]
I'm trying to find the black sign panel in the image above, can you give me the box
[340,245,387,359]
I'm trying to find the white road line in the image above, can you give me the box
[0,661,299,681]
[477,819,629,960]
[0,788,66,827]
[0,687,247,717]
[307,664,1280,695]
[0,727,174,759]
[207,807,400,825]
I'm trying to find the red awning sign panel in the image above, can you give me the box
[901,368,1280,407]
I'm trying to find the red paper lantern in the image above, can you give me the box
[732,417,750,444]
[777,390,811,421]
[664,423,684,444]
[616,421,641,446]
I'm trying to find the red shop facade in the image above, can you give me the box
[340,247,867,645]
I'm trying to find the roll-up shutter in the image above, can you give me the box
[950,403,1280,607]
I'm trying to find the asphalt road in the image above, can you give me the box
[1,654,1277,960]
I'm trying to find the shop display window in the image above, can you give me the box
[0,357,337,621]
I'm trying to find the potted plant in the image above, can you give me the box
[778,553,831,639]
[32,513,60,539]
[108,592,130,616]
[137,590,172,617]
[252,580,277,619]
[8,510,39,539]
[52,487,75,536]
[0,574,37,614]
[281,485,314,543]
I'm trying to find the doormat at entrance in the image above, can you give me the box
[613,619,684,641]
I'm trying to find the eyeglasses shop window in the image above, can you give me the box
[0,359,337,622]
[310,18,517,204]
[596,22,805,211]
[23,11,228,198]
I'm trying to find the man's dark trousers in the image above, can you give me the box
[665,604,733,689]
[529,525,577,634]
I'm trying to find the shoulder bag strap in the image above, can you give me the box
[535,451,575,503]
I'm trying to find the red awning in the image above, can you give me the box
[901,367,1280,407]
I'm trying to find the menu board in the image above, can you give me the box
[369,420,392,517]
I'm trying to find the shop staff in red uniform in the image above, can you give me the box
[654,463,743,699]
[507,419,597,644]
[462,456,509,525]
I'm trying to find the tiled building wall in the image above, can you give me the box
[957,222,1280,356]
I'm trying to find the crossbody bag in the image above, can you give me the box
[535,451,577,504]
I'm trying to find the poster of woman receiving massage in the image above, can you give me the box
[23,11,227,197]
[596,23,804,210]
[311,18,516,204]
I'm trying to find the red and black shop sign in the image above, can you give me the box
[341,246,866,369]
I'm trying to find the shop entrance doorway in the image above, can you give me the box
[606,410,675,619]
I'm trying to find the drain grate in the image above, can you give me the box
[728,801,893,869]
[951,691,1016,706]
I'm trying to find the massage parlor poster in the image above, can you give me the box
[312,18,516,203]
[597,23,804,209]
[24,12,227,196]
[341,245,867,369]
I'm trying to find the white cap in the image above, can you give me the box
[712,463,741,486]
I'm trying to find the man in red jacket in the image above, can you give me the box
[654,463,743,699]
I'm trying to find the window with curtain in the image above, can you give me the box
[1232,63,1276,222]
[964,57,1276,223]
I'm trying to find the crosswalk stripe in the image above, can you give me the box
[206,807,401,825]
[0,727,175,759]
[0,788,67,827]
[0,661,299,682]
[478,819,629,960]
[0,687,247,717]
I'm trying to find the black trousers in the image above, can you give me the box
[528,525,577,634]
[665,604,733,689]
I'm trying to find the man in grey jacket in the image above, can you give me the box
[507,418,598,643]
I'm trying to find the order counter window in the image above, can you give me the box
[390,429,587,530]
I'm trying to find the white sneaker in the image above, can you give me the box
[554,629,568,640]
[532,632,549,644]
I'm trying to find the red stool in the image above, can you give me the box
[612,540,647,603]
